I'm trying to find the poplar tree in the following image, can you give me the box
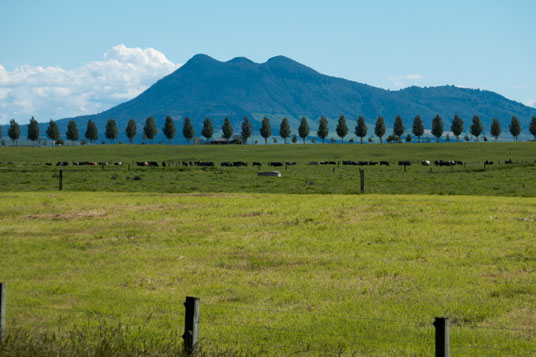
[336,115,348,143]
[85,119,98,144]
[355,115,368,144]
[27,116,40,146]
[317,116,329,143]
[451,114,464,142]
[470,115,484,141]
[163,116,177,144]
[202,117,214,142]
[105,119,118,144]
[66,120,79,145]
[46,119,60,145]
[125,119,137,143]
[490,118,502,141]
[182,117,194,144]
[279,117,291,144]
[411,115,424,143]
[431,114,444,142]
[222,117,234,143]
[509,116,521,141]
[260,117,272,144]
[8,119,20,146]
[143,116,157,144]
[530,115,536,140]
[375,116,386,143]
[240,117,252,144]
[298,117,310,143]
[393,115,405,142]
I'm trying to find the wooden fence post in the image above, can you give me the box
[59,170,63,191]
[433,317,449,357]
[183,296,200,354]
[0,283,5,341]
[359,169,365,193]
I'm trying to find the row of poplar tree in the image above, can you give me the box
[2,114,536,146]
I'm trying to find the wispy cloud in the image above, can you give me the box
[387,74,423,81]
[387,73,423,88]
[0,45,180,124]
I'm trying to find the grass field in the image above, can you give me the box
[1,192,535,355]
[1,142,536,196]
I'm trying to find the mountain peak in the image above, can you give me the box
[228,56,255,65]
[183,54,219,66]
[266,55,294,64]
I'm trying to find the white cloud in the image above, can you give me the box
[526,98,536,108]
[387,74,423,81]
[387,73,423,89]
[0,44,180,124]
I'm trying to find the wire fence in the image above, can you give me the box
[1,285,535,355]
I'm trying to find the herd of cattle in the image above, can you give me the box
[38,159,525,168]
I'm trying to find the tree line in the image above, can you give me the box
[2,114,536,146]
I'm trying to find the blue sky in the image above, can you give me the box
[0,0,535,123]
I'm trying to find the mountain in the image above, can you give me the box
[3,54,535,143]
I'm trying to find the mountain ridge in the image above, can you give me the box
[2,54,534,143]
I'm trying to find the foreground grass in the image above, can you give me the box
[0,192,534,355]
[0,142,535,197]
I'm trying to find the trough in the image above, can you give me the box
[257,171,281,177]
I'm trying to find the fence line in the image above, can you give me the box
[204,303,431,328]
[206,320,420,345]
[9,288,533,333]
[2,287,535,356]
[9,288,184,307]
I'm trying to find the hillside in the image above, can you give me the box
[2,54,535,143]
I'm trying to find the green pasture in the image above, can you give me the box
[1,192,534,355]
[0,142,535,196]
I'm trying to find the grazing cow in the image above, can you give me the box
[252,162,262,167]
[421,160,431,166]
[484,160,494,165]
[435,160,455,167]
[148,161,159,167]
[56,161,68,166]
[98,162,108,166]
[398,161,411,166]
[221,162,232,167]
[114,162,123,166]
[195,161,214,167]
[308,161,319,165]
[269,162,283,167]
[380,161,390,166]
[285,161,297,166]
[455,161,463,166]
[45,162,52,166]
[136,161,149,167]
[505,159,513,164]
[342,160,357,166]
[368,161,378,166]
[233,161,247,167]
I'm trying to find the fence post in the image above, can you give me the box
[359,169,365,193]
[0,283,5,341]
[59,170,63,191]
[183,296,200,355]
[433,317,449,357]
